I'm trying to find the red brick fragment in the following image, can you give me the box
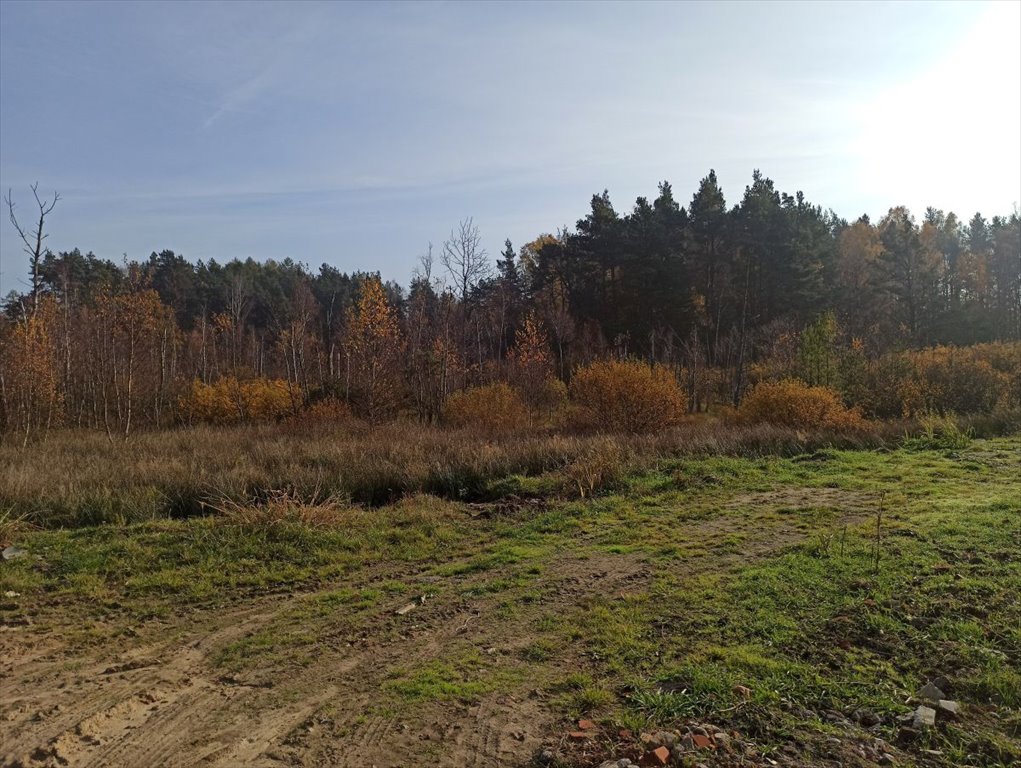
[692,733,714,749]
[568,731,588,740]
[578,719,596,730]
[639,745,670,766]
[619,728,633,740]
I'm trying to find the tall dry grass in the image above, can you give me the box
[0,418,905,529]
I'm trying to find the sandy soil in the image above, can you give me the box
[1,489,878,767]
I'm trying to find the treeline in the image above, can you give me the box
[1,169,1019,436]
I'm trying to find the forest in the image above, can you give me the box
[1,168,1019,438]
[3,170,1020,768]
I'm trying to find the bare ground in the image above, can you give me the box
[1,488,880,768]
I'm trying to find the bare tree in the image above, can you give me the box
[441,217,490,302]
[5,183,60,314]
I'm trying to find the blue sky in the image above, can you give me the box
[1,0,1019,295]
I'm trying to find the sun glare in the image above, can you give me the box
[857,2,1021,216]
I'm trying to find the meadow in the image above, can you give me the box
[1,422,1018,767]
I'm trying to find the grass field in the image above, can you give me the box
[1,434,1019,767]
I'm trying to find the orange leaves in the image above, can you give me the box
[180,377,299,424]
[887,344,1013,417]
[443,382,528,435]
[1,297,63,434]
[343,277,405,422]
[508,314,553,373]
[569,359,687,433]
[739,379,866,431]
[507,313,561,412]
[345,277,402,360]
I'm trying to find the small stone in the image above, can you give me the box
[879,754,896,765]
[936,699,960,716]
[912,705,936,729]
[855,709,881,727]
[1,546,26,561]
[535,748,557,765]
[732,684,752,699]
[3,590,19,598]
[896,726,919,745]
[916,681,946,702]
[653,730,677,747]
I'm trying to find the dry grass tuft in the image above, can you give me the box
[0,417,908,529]
[211,489,353,528]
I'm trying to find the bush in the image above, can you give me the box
[896,347,1009,417]
[865,343,1017,418]
[569,359,687,433]
[286,397,352,431]
[181,377,299,424]
[739,379,866,431]
[443,383,529,434]
[902,412,972,451]
[560,439,632,498]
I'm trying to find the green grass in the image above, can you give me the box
[1,436,1018,766]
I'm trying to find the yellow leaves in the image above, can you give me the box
[345,277,402,359]
[213,312,235,335]
[2,296,63,431]
[569,359,687,433]
[507,313,559,412]
[443,383,528,435]
[894,345,1011,417]
[508,314,552,371]
[181,376,299,424]
[343,276,406,421]
[739,379,866,431]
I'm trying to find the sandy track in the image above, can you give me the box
[1,489,877,767]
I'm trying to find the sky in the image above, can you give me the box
[1,0,1019,296]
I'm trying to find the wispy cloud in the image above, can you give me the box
[201,13,325,129]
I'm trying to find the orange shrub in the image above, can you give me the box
[181,377,300,424]
[569,359,687,433]
[305,397,352,422]
[739,379,866,431]
[245,378,299,421]
[443,383,529,434]
[865,343,1017,418]
[897,346,1011,416]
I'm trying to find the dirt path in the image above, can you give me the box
[1,489,879,768]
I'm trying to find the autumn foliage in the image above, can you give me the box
[865,343,1017,418]
[569,359,687,433]
[507,314,566,416]
[181,377,299,424]
[443,382,528,434]
[0,297,62,438]
[343,277,405,423]
[739,379,866,431]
